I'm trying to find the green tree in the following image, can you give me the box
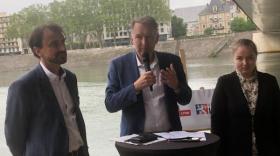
[5,4,48,49]
[48,0,75,49]
[5,0,171,49]
[125,0,171,22]
[100,0,124,46]
[204,27,214,35]
[171,15,186,39]
[48,0,104,49]
[101,0,171,46]
[245,19,257,30]
[230,17,256,32]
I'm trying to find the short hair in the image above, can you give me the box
[131,16,158,32]
[233,39,258,56]
[28,23,64,58]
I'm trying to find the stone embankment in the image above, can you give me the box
[156,31,253,58]
[0,32,253,73]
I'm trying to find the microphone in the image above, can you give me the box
[142,52,153,91]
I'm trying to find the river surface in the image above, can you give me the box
[0,52,279,156]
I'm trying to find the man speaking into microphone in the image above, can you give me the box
[105,16,192,136]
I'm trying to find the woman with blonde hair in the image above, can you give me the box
[211,39,280,156]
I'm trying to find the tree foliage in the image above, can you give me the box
[204,27,214,35]
[101,0,171,46]
[5,0,171,49]
[171,15,186,39]
[5,4,48,48]
[230,17,256,32]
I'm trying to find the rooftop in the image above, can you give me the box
[199,0,234,16]
[173,5,205,23]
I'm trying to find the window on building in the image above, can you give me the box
[120,32,123,36]
[160,23,163,26]
[213,5,218,12]
[161,28,164,33]
[124,32,127,36]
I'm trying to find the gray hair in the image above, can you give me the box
[131,16,158,32]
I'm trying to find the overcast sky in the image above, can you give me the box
[0,0,210,14]
[170,0,210,9]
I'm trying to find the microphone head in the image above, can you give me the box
[142,52,150,64]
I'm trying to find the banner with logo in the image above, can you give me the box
[178,88,214,131]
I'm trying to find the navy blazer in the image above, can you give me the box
[211,71,280,156]
[105,51,192,136]
[5,65,89,156]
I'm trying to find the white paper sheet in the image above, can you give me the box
[155,131,206,141]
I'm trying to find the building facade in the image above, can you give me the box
[174,6,205,36]
[0,12,23,55]
[103,22,171,47]
[198,0,247,35]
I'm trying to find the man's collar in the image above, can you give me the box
[136,52,158,69]
[40,61,66,81]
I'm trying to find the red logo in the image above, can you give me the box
[179,110,191,117]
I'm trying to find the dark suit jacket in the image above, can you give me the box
[5,65,89,156]
[105,51,192,136]
[211,71,280,156]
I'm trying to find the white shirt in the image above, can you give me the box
[136,54,171,132]
[40,62,83,152]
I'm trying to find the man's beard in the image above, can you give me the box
[51,51,67,65]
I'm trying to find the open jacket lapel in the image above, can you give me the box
[156,52,170,93]
[130,51,140,81]
[35,64,66,121]
[64,72,79,114]
[255,72,264,115]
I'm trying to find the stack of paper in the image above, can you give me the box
[154,131,206,141]
[113,131,206,146]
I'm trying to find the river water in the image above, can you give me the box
[0,52,279,156]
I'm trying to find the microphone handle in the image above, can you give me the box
[149,85,153,91]
[145,66,153,91]
[143,55,153,91]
